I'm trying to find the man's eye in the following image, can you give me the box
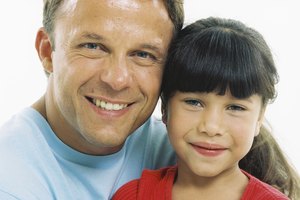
[131,51,160,66]
[135,51,156,60]
[137,51,148,58]
[77,43,108,58]
[83,43,100,50]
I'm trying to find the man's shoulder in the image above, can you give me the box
[0,108,72,199]
[0,108,48,193]
[128,116,168,150]
[0,107,46,136]
[0,108,50,155]
[137,115,166,135]
[115,116,175,186]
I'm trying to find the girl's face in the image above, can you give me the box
[163,90,265,179]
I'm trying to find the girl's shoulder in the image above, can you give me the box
[112,166,177,200]
[241,170,289,200]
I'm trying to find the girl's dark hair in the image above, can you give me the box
[161,17,300,199]
[162,17,278,105]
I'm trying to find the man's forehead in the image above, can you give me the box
[60,0,165,9]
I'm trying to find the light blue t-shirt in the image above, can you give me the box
[0,108,176,199]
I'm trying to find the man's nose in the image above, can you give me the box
[99,56,132,91]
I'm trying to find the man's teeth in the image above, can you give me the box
[92,99,128,111]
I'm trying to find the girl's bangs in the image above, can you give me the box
[167,30,262,99]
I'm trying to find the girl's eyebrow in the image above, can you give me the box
[230,96,255,103]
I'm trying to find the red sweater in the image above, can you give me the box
[112,166,289,200]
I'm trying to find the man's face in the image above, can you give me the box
[43,0,173,154]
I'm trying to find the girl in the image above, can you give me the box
[113,17,300,200]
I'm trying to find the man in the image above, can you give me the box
[0,0,184,199]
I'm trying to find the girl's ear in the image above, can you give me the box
[35,27,53,74]
[255,107,266,136]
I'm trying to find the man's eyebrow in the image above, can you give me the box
[81,32,104,40]
[78,33,164,56]
[140,44,164,56]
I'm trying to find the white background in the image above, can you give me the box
[0,1,299,172]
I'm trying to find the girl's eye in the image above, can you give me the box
[184,99,202,107]
[227,105,246,111]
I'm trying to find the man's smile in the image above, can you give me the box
[86,97,129,111]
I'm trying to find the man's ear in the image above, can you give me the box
[35,27,53,74]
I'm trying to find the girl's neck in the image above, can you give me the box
[172,166,249,200]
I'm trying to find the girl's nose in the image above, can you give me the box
[197,109,223,137]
